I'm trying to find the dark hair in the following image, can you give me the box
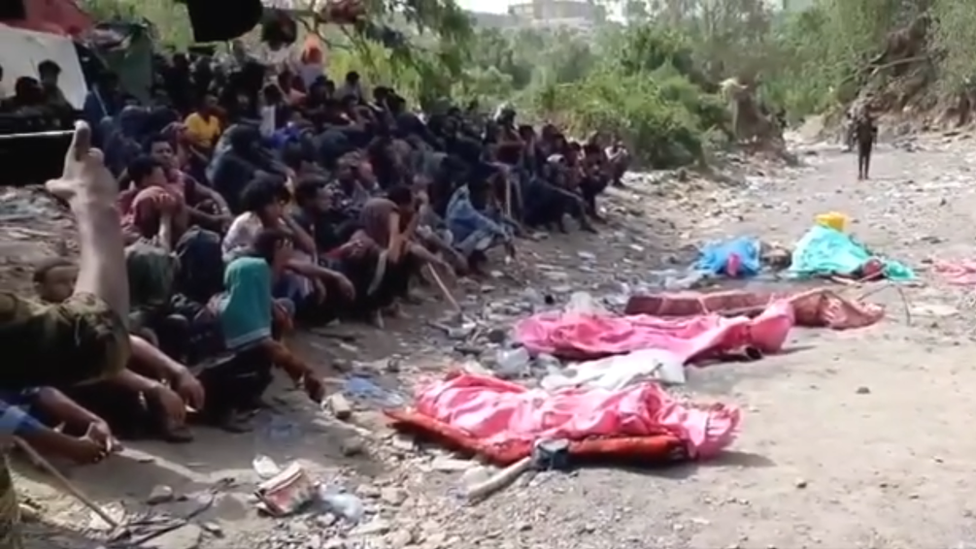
[14,76,41,101]
[293,176,326,206]
[128,155,162,183]
[280,142,306,170]
[145,133,173,150]
[345,71,359,83]
[250,228,292,265]
[33,257,75,284]
[239,176,285,213]
[38,60,61,76]
[386,185,413,207]
[262,84,283,104]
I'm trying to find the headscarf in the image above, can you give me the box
[216,256,273,350]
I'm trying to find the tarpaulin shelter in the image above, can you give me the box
[2,0,93,36]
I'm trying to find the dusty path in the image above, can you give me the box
[16,134,976,549]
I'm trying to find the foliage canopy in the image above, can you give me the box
[80,0,975,167]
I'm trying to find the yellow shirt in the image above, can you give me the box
[184,112,221,148]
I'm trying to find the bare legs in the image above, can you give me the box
[46,122,129,325]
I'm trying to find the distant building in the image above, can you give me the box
[467,10,518,28]
[506,0,601,29]
[773,0,816,11]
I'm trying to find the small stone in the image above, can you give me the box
[390,435,416,452]
[485,328,507,344]
[855,386,871,395]
[147,485,175,505]
[322,539,348,549]
[430,457,472,472]
[385,528,416,548]
[327,394,353,420]
[577,523,596,534]
[795,478,808,489]
[356,484,381,498]
[201,522,223,537]
[350,518,391,536]
[339,437,366,457]
[315,513,338,528]
[385,357,402,373]
[140,524,203,549]
[380,487,407,506]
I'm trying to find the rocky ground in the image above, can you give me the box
[11,131,976,549]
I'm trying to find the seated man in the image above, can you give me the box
[33,257,204,443]
[445,179,514,274]
[1,122,131,547]
[118,155,180,247]
[224,177,354,311]
[358,186,455,315]
[0,387,117,465]
[201,230,325,430]
[291,177,389,324]
[147,134,233,232]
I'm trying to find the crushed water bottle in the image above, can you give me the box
[317,484,365,523]
[494,347,531,379]
[252,455,281,479]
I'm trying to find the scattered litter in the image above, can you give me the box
[540,348,686,392]
[342,377,406,408]
[325,393,354,420]
[252,455,282,479]
[318,485,365,523]
[255,462,317,517]
[493,347,531,379]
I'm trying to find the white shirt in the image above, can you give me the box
[222,212,264,262]
[336,82,362,101]
[259,106,276,138]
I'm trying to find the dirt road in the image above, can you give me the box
[19,134,976,549]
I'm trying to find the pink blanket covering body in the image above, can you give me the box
[514,300,795,363]
[414,373,741,459]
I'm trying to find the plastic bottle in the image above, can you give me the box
[317,485,365,523]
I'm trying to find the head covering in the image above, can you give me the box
[216,256,273,350]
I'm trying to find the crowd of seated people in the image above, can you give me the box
[0,49,631,464]
[0,60,85,130]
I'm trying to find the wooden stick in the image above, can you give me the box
[465,456,533,503]
[425,263,461,312]
[13,437,121,529]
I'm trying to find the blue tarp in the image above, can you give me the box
[695,236,762,278]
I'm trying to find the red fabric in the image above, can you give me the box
[4,0,93,36]
[386,373,740,463]
[934,260,976,286]
[514,301,794,363]
[625,288,885,331]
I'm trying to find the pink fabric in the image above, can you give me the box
[934,260,976,285]
[514,300,795,362]
[414,373,740,459]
